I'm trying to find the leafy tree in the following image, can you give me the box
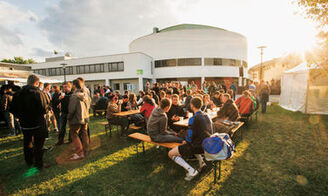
[1,57,36,64]
[297,0,328,71]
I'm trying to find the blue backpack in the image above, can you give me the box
[202,133,235,161]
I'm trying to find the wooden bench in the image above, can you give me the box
[128,132,229,184]
[129,125,143,131]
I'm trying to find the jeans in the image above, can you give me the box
[70,124,89,155]
[58,113,68,141]
[22,127,47,169]
[54,111,61,131]
[2,111,15,135]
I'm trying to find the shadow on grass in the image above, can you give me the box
[1,128,137,195]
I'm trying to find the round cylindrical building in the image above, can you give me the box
[129,24,247,88]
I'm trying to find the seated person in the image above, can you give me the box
[211,91,222,107]
[106,95,129,136]
[213,93,240,133]
[183,89,193,112]
[201,94,215,112]
[168,97,212,181]
[121,95,129,112]
[147,98,183,143]
[249,89,259,112]
[140,95,155,123]
[95,95,108,115]
[166,88,173,99]
[166,94,186,132]
[127,93,144,126]
[235,91,254,117]
[91,92,100,116]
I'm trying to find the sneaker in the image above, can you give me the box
[7,133,15,137]
[184,169,199,181]
[70,154,84,160]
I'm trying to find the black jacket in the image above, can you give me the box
[167,104,185,128]
[10,85,48,129]
[190,111,212,147]
[52,92,61,113]
[60,91,73,114]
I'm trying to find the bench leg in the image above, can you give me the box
[142,141,145,154]
[213,160,222,184]
[135,143,139,157]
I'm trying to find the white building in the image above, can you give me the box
[32,24,248,94]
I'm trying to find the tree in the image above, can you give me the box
[297,0,328,72]
[1,57,36,64]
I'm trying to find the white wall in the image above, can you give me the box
[31,52,153,82]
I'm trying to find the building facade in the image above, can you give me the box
[32,24,248,93]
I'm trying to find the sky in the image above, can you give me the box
[0,0,319,67]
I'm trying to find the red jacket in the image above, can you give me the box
[235,96,254,115]
[140,102,155,118]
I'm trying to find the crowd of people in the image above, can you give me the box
[0,76,271,181]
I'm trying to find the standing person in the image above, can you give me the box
[229,82,237,100]
[260,82,270,114]
[52,86,61,132]
[67,79,91,160]
[56,82,73,145]
[1,86,16,136]
[147,98,184,143]
[168,97,212,181]
[43,83,58,133]
[145,81,151,92]
[10,75,48,169]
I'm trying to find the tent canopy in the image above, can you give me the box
[279,62,328,115]
[0,70,62,84]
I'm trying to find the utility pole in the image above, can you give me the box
[257,46,267,81]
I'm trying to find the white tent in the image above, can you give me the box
[0,70,62,84]
[279,62,328,115]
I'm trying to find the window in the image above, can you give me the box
[111,63,118,71]
[118,62,124,71]
[204,58,223,66]
[154,59,177,68]
[123,83,129,90]
[84,65,90,73]
[177,58,201,66]
[114,83,120,90]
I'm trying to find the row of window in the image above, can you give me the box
[33,62,124,76]
[154,58,248,68]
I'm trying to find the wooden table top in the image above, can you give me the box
[112,110,140,117]
[173,112,218,128]
[128,133,181,149]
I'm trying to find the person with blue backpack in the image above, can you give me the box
[168,97,213,181]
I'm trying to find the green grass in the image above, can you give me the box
[0,105,327,195]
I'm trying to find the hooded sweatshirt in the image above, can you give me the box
[147,107,172,138]
[67,89,90,125]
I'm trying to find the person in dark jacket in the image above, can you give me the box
[167,94,186,132]
[56,82,73,145]
[211,91,222,107]
[52,86,61,132]
[260,83,270,113]
[147,98,183,143]
[168,97,212,181]
[10,74,48,169]
[213,93,240,133]
[1,86,16,136]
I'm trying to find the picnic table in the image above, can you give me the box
[112,110,140,117]
[173,110,218,127]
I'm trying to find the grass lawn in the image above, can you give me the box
[0,105,327,195]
